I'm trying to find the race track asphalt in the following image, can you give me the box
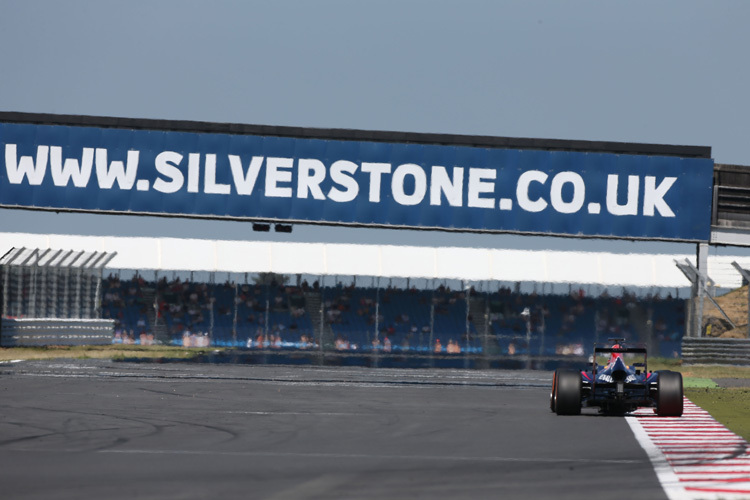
[0,360,668,500]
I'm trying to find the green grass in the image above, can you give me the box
[685,387,750,441]
[649,357,750,379]
[640,358,750,441]
[682,378,719,388]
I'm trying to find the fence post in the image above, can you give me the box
[731,262,750,338]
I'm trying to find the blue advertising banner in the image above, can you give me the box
[0,121,714,241]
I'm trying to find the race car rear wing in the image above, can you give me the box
[592,344,648,375]
[593,346,647,355]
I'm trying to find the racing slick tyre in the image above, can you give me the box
[656,370,683,417]
[550,370,558,412]
[555,369,581,415]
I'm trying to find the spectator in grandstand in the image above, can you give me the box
[400,337,410,351]
[383,336,392,352]
[271,334,282,349]
[446,339,461,354]
[299,333,312,348]
[335,335,350,350]
[434,338,442,353]
[274,295,285,309]
[123,329,136,345]
[182,329,192,347]
[126,281,142,306]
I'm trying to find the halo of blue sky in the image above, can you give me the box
[0,1,748,257]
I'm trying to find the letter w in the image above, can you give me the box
[50,147,94,187]
[95,149,139,190]
[4,144,48,185]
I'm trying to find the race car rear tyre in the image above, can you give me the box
[550,370,558,412]
[656,370,683,417]
[555,369,581,415]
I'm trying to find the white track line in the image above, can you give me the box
[626,398,750,500]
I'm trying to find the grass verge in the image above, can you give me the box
[684,387,750,442]
[649,357,750,379]
[647,358,750,441]
[0,345,216,361]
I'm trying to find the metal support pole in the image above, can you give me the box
[233,283,238,346]
[484,298,490,356]
[84,270,92,319]
[16,266,23,317]
[264,299,269,340]
[697,277,705,337]
[429,302,435,353]
[522,306,531,369]
[731,262,750,338]
[209,297,214,344]
[319,285,325,353]
[464,282,470,352]
[94,269,103,318]
[40,264,48,317]
[374,285,380,343]
[74,268,82,319]
[51,268,58,318]
[697,243,708,337]
[539,305,546,356]
[2,264,9,317]
[30,262,37,318]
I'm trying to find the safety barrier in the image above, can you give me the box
[681,337,750,365]
[0,318,114,347]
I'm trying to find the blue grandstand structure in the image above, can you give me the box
[102,274,686,358]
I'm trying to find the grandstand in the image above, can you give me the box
[96,271,686,359]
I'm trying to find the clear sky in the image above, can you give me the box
[0,0,748,258]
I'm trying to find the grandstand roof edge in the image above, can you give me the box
[0,111,712,159]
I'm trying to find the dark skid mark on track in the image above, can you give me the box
[0,402,239,451]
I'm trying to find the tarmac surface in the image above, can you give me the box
[0,360,669,499]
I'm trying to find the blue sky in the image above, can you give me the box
[0,0,748,256]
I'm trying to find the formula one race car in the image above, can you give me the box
[550,339,683,416]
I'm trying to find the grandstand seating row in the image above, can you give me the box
[102,276,685,357]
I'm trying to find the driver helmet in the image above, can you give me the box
[609,344,623,364]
